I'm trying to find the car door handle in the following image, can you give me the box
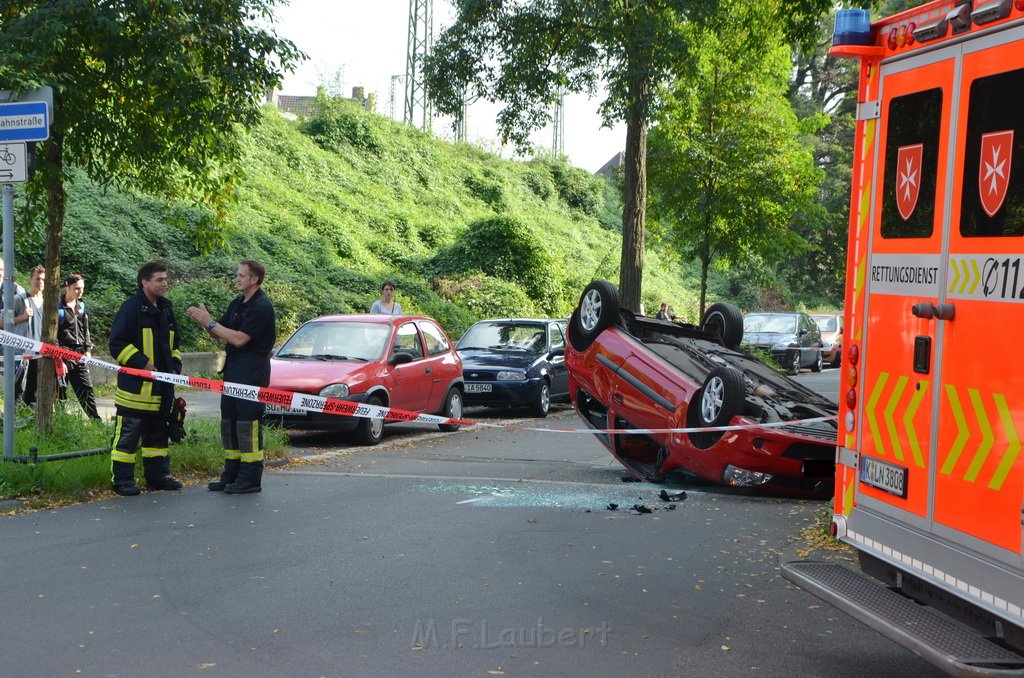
[613,394,623,404]
[425,367,431,374]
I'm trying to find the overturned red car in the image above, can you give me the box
[565,280,838,494]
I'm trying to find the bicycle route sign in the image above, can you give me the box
[0,142,27,184]
[0,101,49,143]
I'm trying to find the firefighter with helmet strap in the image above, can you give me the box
[107,261,184,496]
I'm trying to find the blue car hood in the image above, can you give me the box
[459,351,540,370]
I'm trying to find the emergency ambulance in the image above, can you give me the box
[781,2,1024,674]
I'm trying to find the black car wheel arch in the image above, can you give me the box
[568,280,620,351]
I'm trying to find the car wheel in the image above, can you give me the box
[438,387,463,432]
[700,302,744,350]
[567,280,620,351]
[790,350,801,375]
[697,367,745,428]
[354,395,384,445]
[811,349,823,373]
[830,351,841,369]
[531,381,551,418]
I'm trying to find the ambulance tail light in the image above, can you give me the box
[845,344,860,432]
[832,8,873,46]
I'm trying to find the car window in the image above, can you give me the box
[743,314,796,334]
[811,316,838,332]
[418,320,451,356]
[278,321,390,361]
[457,321,546,354]
[550,323,565,351]
[394,322,424,359]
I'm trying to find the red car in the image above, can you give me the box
[565,281,838,494]
[267,314,464,444]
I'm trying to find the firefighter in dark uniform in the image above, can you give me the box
[187,259,275,494]
[107,261,184,496]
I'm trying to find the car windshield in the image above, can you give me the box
[743,314,796,334]
[457,321,546,354]
[277,321,391,362]
[811,316,838,332]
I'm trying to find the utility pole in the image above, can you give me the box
[454,87,467,142]
[552,88,565,156]
[389,74,404,120]
[404,0,433,132]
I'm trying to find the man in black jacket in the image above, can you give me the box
[56,274,100,419]
[107,261,184,496]
[188,260,275,494]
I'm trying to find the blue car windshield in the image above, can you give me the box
[457,322,546,353]
[278,321,391,362]
[743,315,796,334]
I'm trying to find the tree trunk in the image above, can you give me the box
[36,131,65,432]
[699,254,710,319]
[619,74,648,313]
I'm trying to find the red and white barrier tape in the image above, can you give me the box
[0,330,837,436]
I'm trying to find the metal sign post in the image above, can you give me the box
[0,87,50,458]
[3,183,14,458]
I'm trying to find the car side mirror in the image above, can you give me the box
[839,327,844,335]
[389,351,414,366]
[798,329,808,336]
[549,348,565,359]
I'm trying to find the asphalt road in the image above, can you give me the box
[5,366,945,677]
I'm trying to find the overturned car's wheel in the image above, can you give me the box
[697,367,745,428]
[567,280,620,351]
[700,302,744,350]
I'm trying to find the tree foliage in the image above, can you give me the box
[423,0,832,312]
[648,0,823,315]
[0,0,303,429]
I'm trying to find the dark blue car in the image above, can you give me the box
[456,319,570,417]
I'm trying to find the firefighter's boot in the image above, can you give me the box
[224,461,262,494]
[112,461,140,496]
[143,455,183,491]
[208,459,241,491]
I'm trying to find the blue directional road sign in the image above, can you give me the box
[0,101,49,142]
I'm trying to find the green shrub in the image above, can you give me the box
[430,215,561,313]
[166,279,237,351]
[430,274,537,335]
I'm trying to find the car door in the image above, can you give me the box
[417,319,460,411]
[389,321,431,412]
[547,322,569,398]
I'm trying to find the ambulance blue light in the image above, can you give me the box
[833,9,873,46]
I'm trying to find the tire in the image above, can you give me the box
[696,367,745,428]
[568,280,620,351]
[790,350,801,375]
[830,353,841,369]
[438,387,463,432]
[700,302,744,350]
[531,381,551,418]
[354,395,384,445]
[811,349,823,373]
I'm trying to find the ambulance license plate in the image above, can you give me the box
[860,457,908,498]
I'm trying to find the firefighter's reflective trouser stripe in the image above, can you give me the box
[110,413,170,484]
[221,418,264,463]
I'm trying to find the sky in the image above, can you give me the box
[271,0,625,173]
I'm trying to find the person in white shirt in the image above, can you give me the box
[369,281,402,315]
